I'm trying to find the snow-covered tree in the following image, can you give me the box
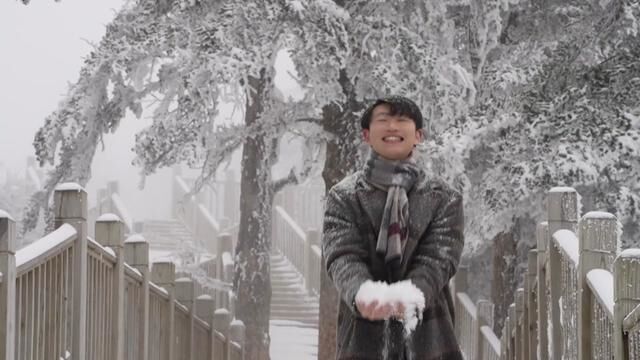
[285,2,478,356]
[25,0,640,354]
[428,0,640,332]
[27,1,339,358]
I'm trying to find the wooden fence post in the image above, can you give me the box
[125,235,150,360]
[151,261,176,360]
[614,250,640,359]
[508,303,516,359]
[536,221,549,360]
[454,266,468,296]
[0,211,16,360]
[176,277,195,360]
[229,319,246,358]
[526,250,537,360]
[515,288,525,359]
[195,295,216,359]
[476,300,494,360]
[578,212,618,360]
[107,180,119,196]
[223,171,238,225]
[54,183,88,360]
[213,309,232,360]
[96,214,126,360]
[97,188,109,214]
[305,229,319,293]
[217,232,232,295]
[547,187,579,360]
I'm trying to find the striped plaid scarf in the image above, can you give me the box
[363,151,420,269]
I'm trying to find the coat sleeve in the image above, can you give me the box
[407,190,464,309]
[322,187,373,315]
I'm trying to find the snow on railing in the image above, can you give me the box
[272,205,321,296]
[172,174,229,254]
[0,186,246,360]
[452,268,500,360]
[274,178,325,232]
[455,187,640,360]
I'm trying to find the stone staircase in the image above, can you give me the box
[270,252,319,359]
[141,219,201,262]
[141,220,320,358]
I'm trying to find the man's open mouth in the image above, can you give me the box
[382,136,404,143]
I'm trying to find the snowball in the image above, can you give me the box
[355,280,426,334]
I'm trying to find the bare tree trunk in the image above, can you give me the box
[318,70,362,360]
[234,71,274,360]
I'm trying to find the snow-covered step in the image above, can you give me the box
[269,252,319,356]
[270,314,318,326]
[271,303,319,312]
[270,320,318,359]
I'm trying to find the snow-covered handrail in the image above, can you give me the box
[452,268,500,360]
[15,223,77,274]
[272,205,321,295]
[275,179,325,231]
[172,174,224,253]
[553,229,579,267]
[462,188,640,360]
[0,186,246,360]
[587,269,614,319]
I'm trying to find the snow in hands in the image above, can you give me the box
[355,279,425,333]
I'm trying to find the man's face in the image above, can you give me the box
[362,104,424,160]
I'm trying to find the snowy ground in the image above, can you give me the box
[270,320,318,359]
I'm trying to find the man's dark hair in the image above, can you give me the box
[360,95,424,130]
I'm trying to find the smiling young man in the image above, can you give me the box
[322,96,465,359]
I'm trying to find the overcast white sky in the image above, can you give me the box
[0,1,305,220]
[0,0,126,174]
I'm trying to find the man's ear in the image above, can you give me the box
[362,129,370,142]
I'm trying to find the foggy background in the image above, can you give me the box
[0,0,306,222]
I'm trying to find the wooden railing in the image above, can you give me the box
[274,179,325,232]
[0,184,245,360]
[172,174,240,256]
[453,269,501,360]
[272,206,321,296]
[454,187,640,360]
[171,167,325,299]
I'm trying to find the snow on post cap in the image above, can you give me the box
[583,211,616,220]
[549,187,576,193]
[230,319,244,327]
[124,234,146,243]
[618,249,640,259]
[175,277,192,282]
[55,182,85,192]
[197,294,213,300]
[96,213,122,222]
[0,209,15,221]
[215,308,230,315]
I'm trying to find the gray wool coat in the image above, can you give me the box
[322,169,465,360]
